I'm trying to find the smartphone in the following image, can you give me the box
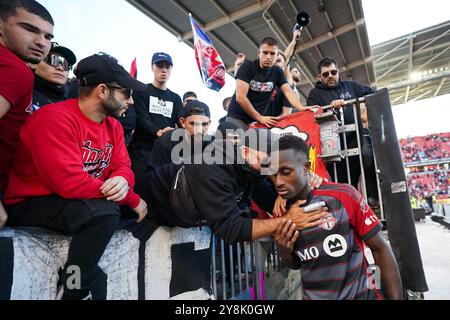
[303,201,326,213]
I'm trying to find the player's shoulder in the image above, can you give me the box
[316,182,362,203]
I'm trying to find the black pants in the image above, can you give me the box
[7,196,120,300]
[128,145,151,185]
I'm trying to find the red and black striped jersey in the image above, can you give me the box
[291,183,383,300]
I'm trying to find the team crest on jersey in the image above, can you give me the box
[82,141,113,178]
[360,199,370,213]
[319,212,337,231]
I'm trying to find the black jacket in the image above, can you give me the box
[135,142,277,244]
[31,75,67,111]
[307,80,374,125]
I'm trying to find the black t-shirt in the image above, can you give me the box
[227,60,288,124]
[131,83,183,151]
[265,87,292,117]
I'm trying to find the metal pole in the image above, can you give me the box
[220,239,227,300]
[340,108,352,184]
[229,244,235,298]
[211,235,217,299]
[237,243,243,294]
[352,103,368,201]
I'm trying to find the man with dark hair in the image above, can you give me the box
[32,42,77,110]
[182,91,197,106]
[136,128,327,244]
[270,135,402,300]
[129,51,183,182]
[307,57,376,193]
[4,53,148,299]
[226,37,311,130]
[0,0,54,228]
[218,96,232,124]
[148,99,211,170]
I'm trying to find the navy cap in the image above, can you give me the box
[74,53,146,91]
[152,52,173,66]
[182,100,210,118]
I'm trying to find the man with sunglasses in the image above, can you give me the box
[129,52,183,183]
[32,43,77,111]
[227,37,311,130]
[4,53,148,300]
[307,57,375,191]
[0,0,54,229]
[148,99,211,170]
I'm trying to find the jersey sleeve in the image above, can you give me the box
[344,185,382,242]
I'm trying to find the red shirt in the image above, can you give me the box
[0,43,34,192]
[4,99,140,208]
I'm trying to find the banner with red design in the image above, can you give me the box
[189,14,226,92]
[251,111,330,181]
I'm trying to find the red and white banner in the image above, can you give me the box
[251,112,330,181]
[189,14,226,92]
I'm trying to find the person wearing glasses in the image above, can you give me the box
[226,37,311,130]
[0,0,54,229]
[4,53,148,300]
[129,52,183,183]
[31,43,76,111]
[148,100,211,170]
[307,57,376,200]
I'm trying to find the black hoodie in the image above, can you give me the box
[135,140,277,244]
[32,75,67,111]
[307,79,374,125]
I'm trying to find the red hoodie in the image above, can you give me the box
[4,99,140,208]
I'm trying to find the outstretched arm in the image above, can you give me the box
[366,232,403,300]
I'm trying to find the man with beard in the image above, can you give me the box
[307,57,374,189]
[270,135,402,300]
[148,99,211,170]
[0,0,54,229]
[4,53,148,300]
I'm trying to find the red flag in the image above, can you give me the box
[189,14,226,91]
[130,57,137,79]
[251,112,331,181]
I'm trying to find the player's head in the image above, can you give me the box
[269,135,311,200]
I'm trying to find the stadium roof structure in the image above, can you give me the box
[125,0,449,106]
[372,20,450,105]
[125,0,375,103]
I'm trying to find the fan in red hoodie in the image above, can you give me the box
[4,53,148,300]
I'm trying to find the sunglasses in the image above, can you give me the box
[106,85,133,99]
[321,69,338,78]
[45,53,72,71]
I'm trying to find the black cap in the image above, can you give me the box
[181,100,211,118]
[74,53,146,91]
[50,43,77,66]
[183,91,197,102]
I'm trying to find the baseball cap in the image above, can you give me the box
[181,100,211,118]
[50,43,77,66]
[182,91,197,102]
[152,52,173,66]
[74,52,146,91]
